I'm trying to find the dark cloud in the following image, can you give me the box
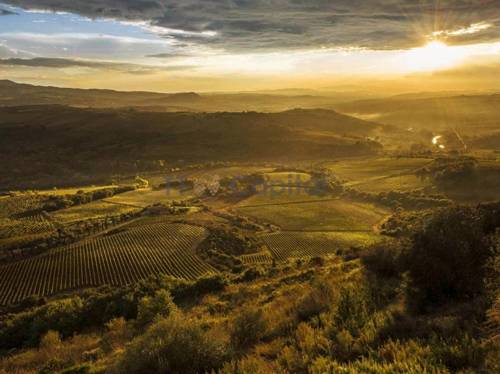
[0,57,116,68]
[0,57,196,73]
[145,52,192,59]
[3,1,500,51]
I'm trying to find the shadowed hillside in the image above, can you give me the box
[0,106,382,189]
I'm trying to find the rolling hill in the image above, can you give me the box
[0,80,344,112]
[0,105,382,189]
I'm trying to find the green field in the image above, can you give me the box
[0,222,215,305]
[262,231,381,261]
[236,198,387,231]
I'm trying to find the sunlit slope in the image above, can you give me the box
[333,93,500,134]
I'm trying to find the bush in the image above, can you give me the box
[239,266,267,282]
[0,297,85,349]
[231,307,267,350]
[361,241,405,278]
[296,279,337,321]
[116,313,229,374]
[136,289,176,326]
[405,206,492,308]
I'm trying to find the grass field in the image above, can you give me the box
[51,201,139,223]
[0,222,215,305]
[236,198,387,231]
[262,231,381,261]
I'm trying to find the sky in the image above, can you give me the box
[0,0,500,92]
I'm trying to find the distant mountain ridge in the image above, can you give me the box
[0,80,352,112]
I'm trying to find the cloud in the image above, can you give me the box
[0,32,178,60]
[146,52,193,59]
[433,22,494,37]
[0,42,34,58]
[0,57,197,73]
[0,8,17,15]
[3,1,500,52]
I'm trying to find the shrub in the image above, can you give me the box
[39,330,62,351]
[239,266,267,282]
[231,307,267,350]
[295,279,337,321]
[136,289,176,326]
[0,297,85,349]
[116,313,229,374]
[219,356,277,374]
[405,206,491,308]
[361,241,405,278]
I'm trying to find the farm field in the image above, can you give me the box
[0,214,54,239]
[263,171,312,186]
[324,157,431,183]
[353,174,431,192]
[37,185,118,196]
[0,222,214,306]
[236,198,388,231]
[103,188,194,208]
[141,166,273,187]
[0,194,46,218]
[51,201,139,223]
[236,187,336,207]
[239,252,273,265]
[262,231,381,261]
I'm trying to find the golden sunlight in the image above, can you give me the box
[404,41,466,72]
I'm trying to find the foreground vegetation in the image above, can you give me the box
[0,203,498,373]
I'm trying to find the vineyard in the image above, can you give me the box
[0,194,46,218]
[0,214,54,239]
[239,252,273,265]
[0,223,216,306]
[262,231,381,261]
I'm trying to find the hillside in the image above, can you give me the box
[0,106,382,189]
[0,80,343,112]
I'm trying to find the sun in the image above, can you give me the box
[404,40,466,72]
